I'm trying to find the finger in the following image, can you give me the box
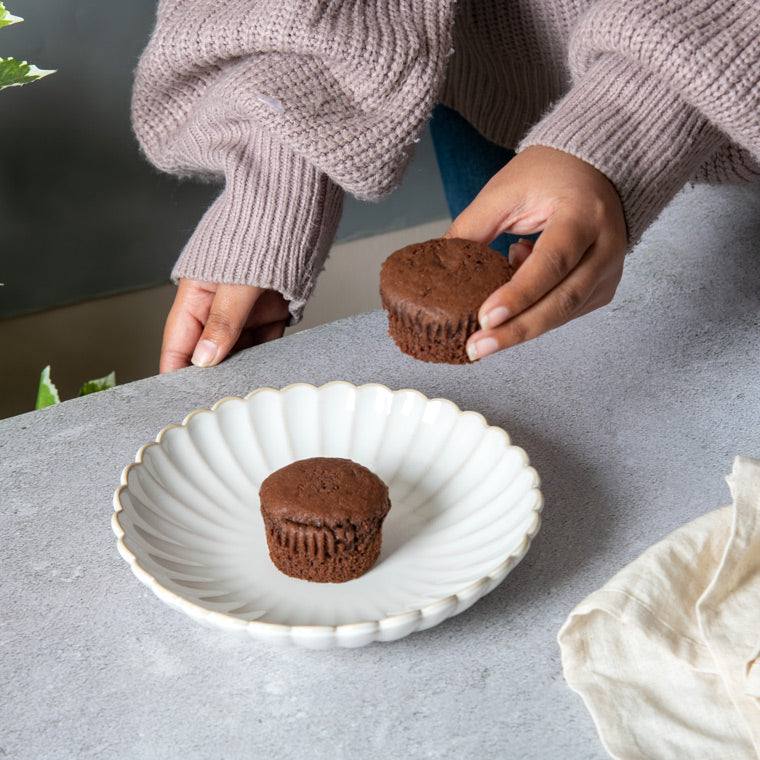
[191,284,263,367]
[444,179,519,244]
[233,319,288,353]
[160,281,209,373]
[466,248,602,361]
[578,267,622,315]
[250,319,288,345]
[247,289,290,328]
[478,217,593,331]
[508,238,534,270]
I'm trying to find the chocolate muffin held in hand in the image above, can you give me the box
[259,457,391,583]
[380,238,513,364]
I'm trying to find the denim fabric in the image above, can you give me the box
[430,104,526,255]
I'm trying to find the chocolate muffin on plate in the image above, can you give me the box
[380,237,513,364]
[259,457,391,583]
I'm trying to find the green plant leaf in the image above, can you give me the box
[0,3,23,28]
[78,371,116,397]
[35,366,60,410]
[0,57,55,89]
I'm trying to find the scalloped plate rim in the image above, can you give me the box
[112,381,543,646]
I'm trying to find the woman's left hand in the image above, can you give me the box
[160,280,290,373]
[446,145,628,361]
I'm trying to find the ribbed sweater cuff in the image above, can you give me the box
[171,129,343,323]
[519,55,723,243]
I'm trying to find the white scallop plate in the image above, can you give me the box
[112,382,542,648]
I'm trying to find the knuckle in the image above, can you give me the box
[590,189,618,216]
[589,196,609,220]
[556,285,584,318]
[605,274,623,299]
[446,221,463,239]
[608,215,626,240]
[602,222,628,252]
[506,320,529,346]
[161,347,183,362]
[159,348,187,373]
[205,312,242,340]
[599,289,614,307]
[541,247,572,281]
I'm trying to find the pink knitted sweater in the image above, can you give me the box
[132,0,760,321]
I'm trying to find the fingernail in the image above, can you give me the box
[518,238,532,245]
[466,337,499,362]
[191,339,218,368]
[509,240,532,266]
[509,240,533,255]
[480,305,509,331]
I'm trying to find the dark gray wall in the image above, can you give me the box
[0,0,447,319]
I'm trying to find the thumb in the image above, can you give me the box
[445,180,515,244]
[191,284,262,367]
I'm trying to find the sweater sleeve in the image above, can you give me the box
[132,0,455,321]
[166,127,344,322]
[519,0,760,243]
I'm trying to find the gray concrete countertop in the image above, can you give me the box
[2,184,760,760]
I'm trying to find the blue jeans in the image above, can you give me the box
[429,104,524,255]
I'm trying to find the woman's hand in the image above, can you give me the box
[160,279,290,372]
[446,146,628,361]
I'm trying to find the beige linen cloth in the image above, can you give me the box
[559,456,760,759]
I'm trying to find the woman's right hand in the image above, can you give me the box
[446,146,628,362]
[160,279,290,373]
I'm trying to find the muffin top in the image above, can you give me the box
[380,238,513,321]
[259,457,390,526]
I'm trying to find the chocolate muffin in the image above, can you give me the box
[259,457,391,583]
[380,238,513,364]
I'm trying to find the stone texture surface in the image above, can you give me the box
[1,183,760,759]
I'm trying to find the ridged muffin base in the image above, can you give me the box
[384,304,477,364]
[263,518,383,583]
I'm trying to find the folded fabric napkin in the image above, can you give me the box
[559,456,760,759]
